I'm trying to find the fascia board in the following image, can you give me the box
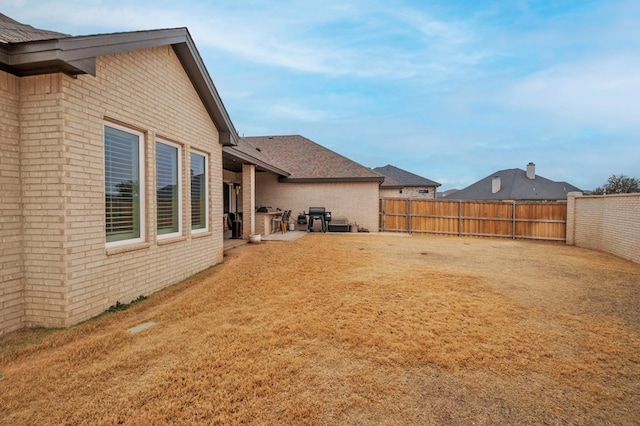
[223,147,290,177]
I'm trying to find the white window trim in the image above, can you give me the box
[190,150,209,234]
[156,139,183,240]
[105,122,146,249]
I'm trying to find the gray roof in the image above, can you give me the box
[222,137,290,176]
[0,13,70,43]
[0,15,238,146]
[238,135,384,182]
[373,164,440,188]
[451,168,582,201]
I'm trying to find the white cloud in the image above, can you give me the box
[3,0,487,82]
[187,1,484,81]
[268,103,336,123]
[500,54,640,131]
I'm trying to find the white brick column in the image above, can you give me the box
[565,191,582,245]
[242,164,256,239]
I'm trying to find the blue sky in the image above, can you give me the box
[3,0,639,190]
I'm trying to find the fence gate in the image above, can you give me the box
[379,198,567,241]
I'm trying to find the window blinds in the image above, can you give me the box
[105,126,140,242]
[156,142,179,235]
[190,153,206,230]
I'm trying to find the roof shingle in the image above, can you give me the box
[451,167,581,201]
[239,135,383,182]
[373,164,440,188]
[0,14,69,43]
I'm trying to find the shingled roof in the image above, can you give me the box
[450,166,581,201]
[0,13,70,43]
[236,135,384,182]
[373,164,440,188]
[222,137,289,176]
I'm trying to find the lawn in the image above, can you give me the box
[1,234,639,425]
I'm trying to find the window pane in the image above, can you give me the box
[105,126,140,243]
[190,153,206,230]
[156,142,179,235]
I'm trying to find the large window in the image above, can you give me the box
[190,151,208,232]
[104,124,145,247]
[156,141,182,239]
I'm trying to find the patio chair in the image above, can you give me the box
[271,210,283,234]
[280,210,291,233]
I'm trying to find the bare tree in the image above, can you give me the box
[592,174,640,195]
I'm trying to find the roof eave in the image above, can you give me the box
[0,28,239,146]
[0,41,96,75]
[223,146,290,177]
[172,37,238,146]
[1,29,190,76]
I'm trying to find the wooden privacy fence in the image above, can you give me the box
[379,198,567,241]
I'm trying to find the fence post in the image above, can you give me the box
[565,192,581,245]
[380,198,385,232]
[512,201,516,240]
[407,199,412,234]
[458,200,462,236]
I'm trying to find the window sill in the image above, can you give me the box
[106,242,152,256]
[157,235,187,246]
[191,230,212,239]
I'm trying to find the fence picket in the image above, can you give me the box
[379,198,567,241]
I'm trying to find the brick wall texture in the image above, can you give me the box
[255,173,380,232]
[379,187,436,199]
[0,72,22,334]
[1,45,224,335]
[569,193,640,264]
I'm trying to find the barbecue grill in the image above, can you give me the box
[307,207,331,232]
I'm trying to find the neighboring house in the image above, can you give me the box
[374,165,441,199]
[450,163,581,201]
[223,135,384,233]
[0,15,238,335]
[438,189,460,198]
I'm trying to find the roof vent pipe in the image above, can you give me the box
[526,162,536,179]
[492,176,501,194]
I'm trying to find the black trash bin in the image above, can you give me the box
[232,220,242,239]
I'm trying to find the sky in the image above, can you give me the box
[3,0,639,191]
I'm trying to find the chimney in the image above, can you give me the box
[492,176,501,194]
[526,162,535,179]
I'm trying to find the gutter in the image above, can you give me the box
[223,146,290,177]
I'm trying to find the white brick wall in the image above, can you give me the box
[1,46,227,334]
[0,71,24,335]
[255,173,380,231]
[571,193,640,264]
[19,74,68,327]
[59,47,224,326]
[379,187,436,199]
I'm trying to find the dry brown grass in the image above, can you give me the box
[1,234,639,425]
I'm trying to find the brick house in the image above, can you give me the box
[223,135,384,234]
[374,164,441,199]
[449,162,581,201]
[0,15,238,335]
